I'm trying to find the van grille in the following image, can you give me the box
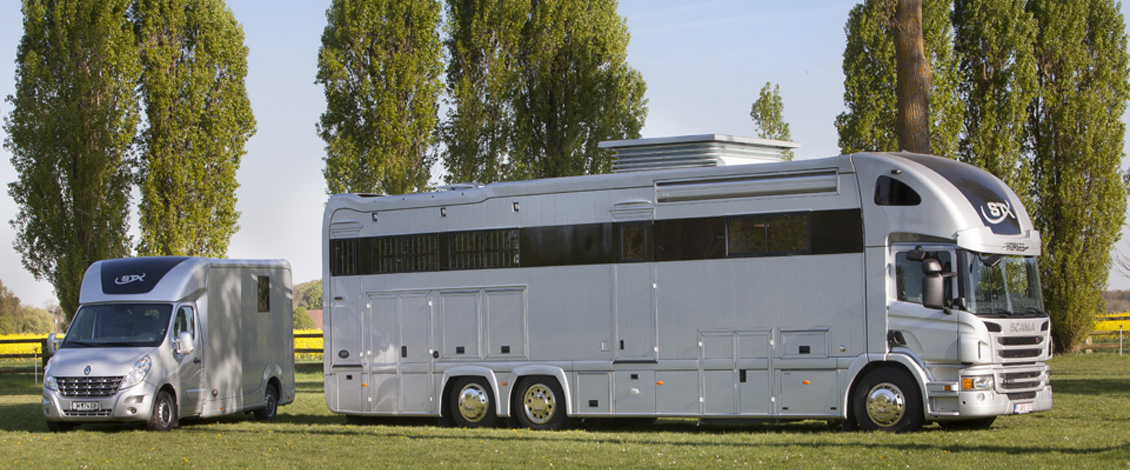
[56,376,122,398]
[63,410,113,417]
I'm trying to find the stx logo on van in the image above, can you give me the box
[114,273,146,285]
[981,201,1016,225]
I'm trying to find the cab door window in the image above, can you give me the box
[172,306,195,344]
[895,250,953,303]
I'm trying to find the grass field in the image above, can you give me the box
[1,355,1128,469]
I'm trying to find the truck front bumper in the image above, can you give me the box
[42,382,157,424]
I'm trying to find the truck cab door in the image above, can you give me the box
[888,245,960,363]
[172,305,204,416]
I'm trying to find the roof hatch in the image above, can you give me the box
[600,134,800,173]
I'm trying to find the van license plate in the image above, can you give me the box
[1014,402,1034,414]
[71,401,99,411]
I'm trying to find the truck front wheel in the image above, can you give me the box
[852,367,923,433]
[147,390,178,431]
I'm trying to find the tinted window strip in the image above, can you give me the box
[328,209,863,276]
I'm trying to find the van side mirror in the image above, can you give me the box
[46,333,61,355]
[175,332,194,355]
[921,258,948,311]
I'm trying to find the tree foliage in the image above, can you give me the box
[1027,0,1130,352]
[0,280,56,335]
[317,0,443,195]
[294,280,323,311]
[749,82,794,160]
[293,306,317,330]
[952,0,1036,201]
[5,0,139,319]
[134,0,256,257]
[442,0,647,182]
[836,0,962,157]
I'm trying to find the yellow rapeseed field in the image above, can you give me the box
[0,333,45,356]
[1094,313,1130,336]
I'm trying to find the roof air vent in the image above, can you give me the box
[600,134,800,173]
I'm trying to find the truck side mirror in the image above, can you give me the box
[46,333,61,355]
[921,258,947,310]
[175,332,194,355]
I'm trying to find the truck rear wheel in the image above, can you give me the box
[254,383,279,420]
[852,367,923,433]
[147,390,178,432]
[449,377,497,428]
[514,376,566,430]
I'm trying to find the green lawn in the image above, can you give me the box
[1,355,1128,469]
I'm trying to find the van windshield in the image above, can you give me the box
[62,304,173,349]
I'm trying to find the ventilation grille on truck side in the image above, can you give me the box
[56,376,123,398]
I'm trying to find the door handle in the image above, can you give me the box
[432,350,439,359]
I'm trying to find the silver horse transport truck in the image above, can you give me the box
[322,134,1052,432]
[42,257,296,431]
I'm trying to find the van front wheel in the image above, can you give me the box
[147,390,178,431]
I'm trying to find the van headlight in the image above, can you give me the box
[120,356,151,390]
[43,363,57,391]
[962,375,994,391]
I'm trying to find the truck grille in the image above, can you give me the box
[56,376,123,398]
[1000,370,1043,390]
[998,336,1044,346]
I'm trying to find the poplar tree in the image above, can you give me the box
[749,82,794,160]
[443,0,647,182]
[134,0,256,257]
[509,0,647,179]
[1028,0,1130,352]
[952,0,1036,200]
[317,0,443,195]
[5,0,139,319]
[441,0,526,184]
[836,0,962,157]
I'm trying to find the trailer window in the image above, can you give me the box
[895,250,953,303]
[373,234,439,273]
[621,223,647,262]
[449,229,520,269]
[726,213,810,256]
[258,276,270,312]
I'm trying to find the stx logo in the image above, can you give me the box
[981,201,1016,225]
[1002,242,1029,252]
[114,273,146,285]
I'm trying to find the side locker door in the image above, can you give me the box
[736,330,773,415]
[700,331,737,414]
[366,294,400,413]
[398,293,434,413]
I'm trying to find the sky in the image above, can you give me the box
[0,1,1128,309]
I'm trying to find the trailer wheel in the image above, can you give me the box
[254,383,279,420]
[147,390,178,432]
[514,376,566,430]
[852,367,923,433]
[450,377,497,428]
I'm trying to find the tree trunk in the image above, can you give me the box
[892,0,931,154]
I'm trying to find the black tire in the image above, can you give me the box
[852,367,923,433]
[513,376,567,431]
[254,383,279,420]
[147,390,178,432]
[46,420,75,433]
[449,377,497,428]
[938,416,996,430]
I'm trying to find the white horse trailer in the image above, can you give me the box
[322,134,1051,432]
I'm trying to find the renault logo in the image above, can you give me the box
[83,365,91,376]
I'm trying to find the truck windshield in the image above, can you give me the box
[62,304,173,349]
[965,253,1045,317]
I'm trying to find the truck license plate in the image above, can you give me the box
[1014,402,1034,414]
[71,401,99,411]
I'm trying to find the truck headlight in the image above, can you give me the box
[962,375,994,391]
[43,363,57,391]
[120,356,151,390]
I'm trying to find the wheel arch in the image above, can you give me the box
[842,353,930,423]
[509,365,571,418]
[439,366,501,419]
